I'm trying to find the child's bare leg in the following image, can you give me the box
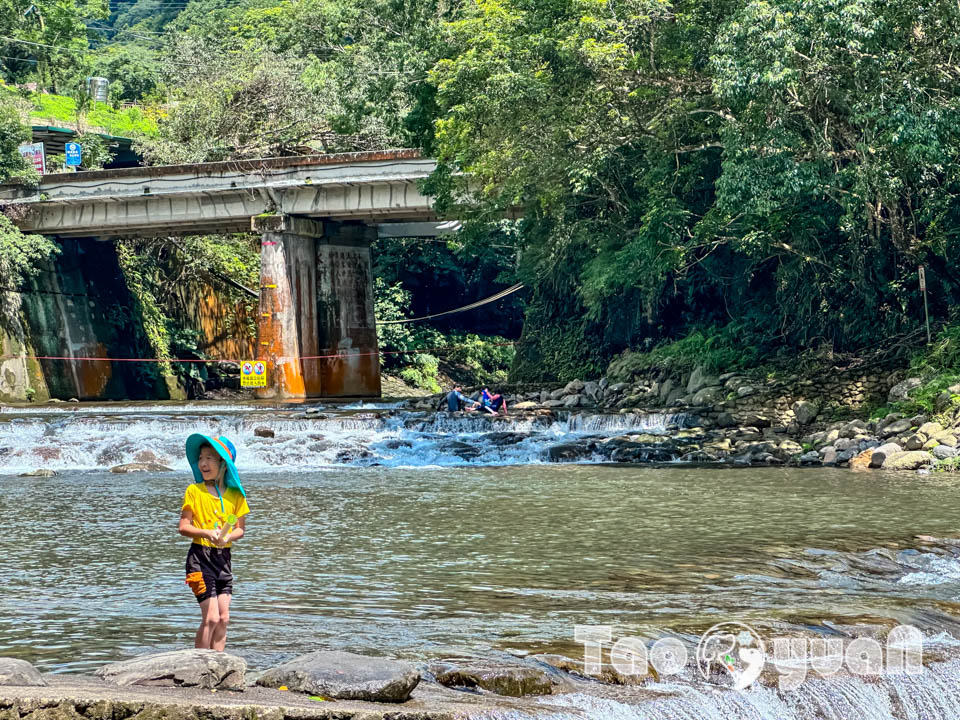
[212,593,232,651]
[195,596,220,649]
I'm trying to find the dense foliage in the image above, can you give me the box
[4,0,960,382]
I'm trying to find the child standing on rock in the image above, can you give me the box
[178,434,249,651]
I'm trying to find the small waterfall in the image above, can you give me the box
[479,659,960,720]
[0,404,690,474]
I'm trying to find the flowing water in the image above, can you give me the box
[2,403,960,718]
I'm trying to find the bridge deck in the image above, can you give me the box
[0,149,439,237]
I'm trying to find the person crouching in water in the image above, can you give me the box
[179,434,249,651]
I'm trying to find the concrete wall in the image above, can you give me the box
[1,239,254,402]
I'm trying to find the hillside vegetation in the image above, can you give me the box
[1,0,959,388]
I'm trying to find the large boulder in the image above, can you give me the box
[850,449,875,470]
[881,451,935,471]
[879,419,913,439]
[869,443,903,468]
[792,401,820,425]
[933,445,958,460]
[430,659,566,697]
[933,432,959,448]
[0,658,46,686]
[687,367,718,394]
[691,386,724,405]
[918,421,944,438]
[94,650,245,690]
[562,394,581,408]
[562,379,585,395]
[840,420,868,438]
[582,381,601,403]
[903,434,926,451]
[257,651,419,703]
[888,378,923,403]
[776,440,804,459]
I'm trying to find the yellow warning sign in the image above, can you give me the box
[240,360,267,388]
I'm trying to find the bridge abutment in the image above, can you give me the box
[253,215,380,399]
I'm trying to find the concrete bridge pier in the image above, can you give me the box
[252,215,380,399]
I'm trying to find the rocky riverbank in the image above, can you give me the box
[402,366,960,472]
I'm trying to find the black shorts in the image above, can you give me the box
[185,543,233,603]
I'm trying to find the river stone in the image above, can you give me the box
[821,447,839,466]
[876,413,903,433]
[691,386,724,405]
[933,432,958,448]
[562,394,581,408]
[850,449,874,470]
[431,660,564,697]
[934,445,958,460]
[736,385,756,398]
[110,463,173,473]
[776,440,803,459]
[880,419,913,439]
[582,381,601,402]
[882,451,935,471]
[94,650,245,690]
[836,448,858,464]
[657,379,673,402]
[546,443,592,462]
[715,412,736,428]
[903,433,926,451]
[529,654,652,686]
[840,420,868,438]
[798,450,820,465]
[549,387,567,400]
[918,421,944,438]
[0,658,46,686]
[833,438,858,452]
[792,401,819,425]
[513,401,537,410]
[869,442,903,468]
[18,469,57,477]
[563,379,585,395]
[254,426,275,438]
[258,651,418,702]
[888,378,923,402]
[687,367,718,394]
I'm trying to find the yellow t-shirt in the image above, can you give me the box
[182,483,250,548]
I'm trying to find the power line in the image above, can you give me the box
[0,54,39,63]
[379,284,526,325]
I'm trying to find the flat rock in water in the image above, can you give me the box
[94,649,245,690]
[430,658,569,697]
[0,658,47,686]
[18,469,57,477]
[257,650,419,703]
[110,463,173,473]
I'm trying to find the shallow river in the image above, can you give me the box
[3,461,960,674]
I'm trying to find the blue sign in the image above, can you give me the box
[65,142,82,167]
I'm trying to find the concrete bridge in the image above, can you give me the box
[0,150,444,399]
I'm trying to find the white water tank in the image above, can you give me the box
[85,76,109,103]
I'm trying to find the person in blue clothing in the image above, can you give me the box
[446,385,481,412]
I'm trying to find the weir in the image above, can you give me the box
[0,150,442,399]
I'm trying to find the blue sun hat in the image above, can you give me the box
[185,433,245,497]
